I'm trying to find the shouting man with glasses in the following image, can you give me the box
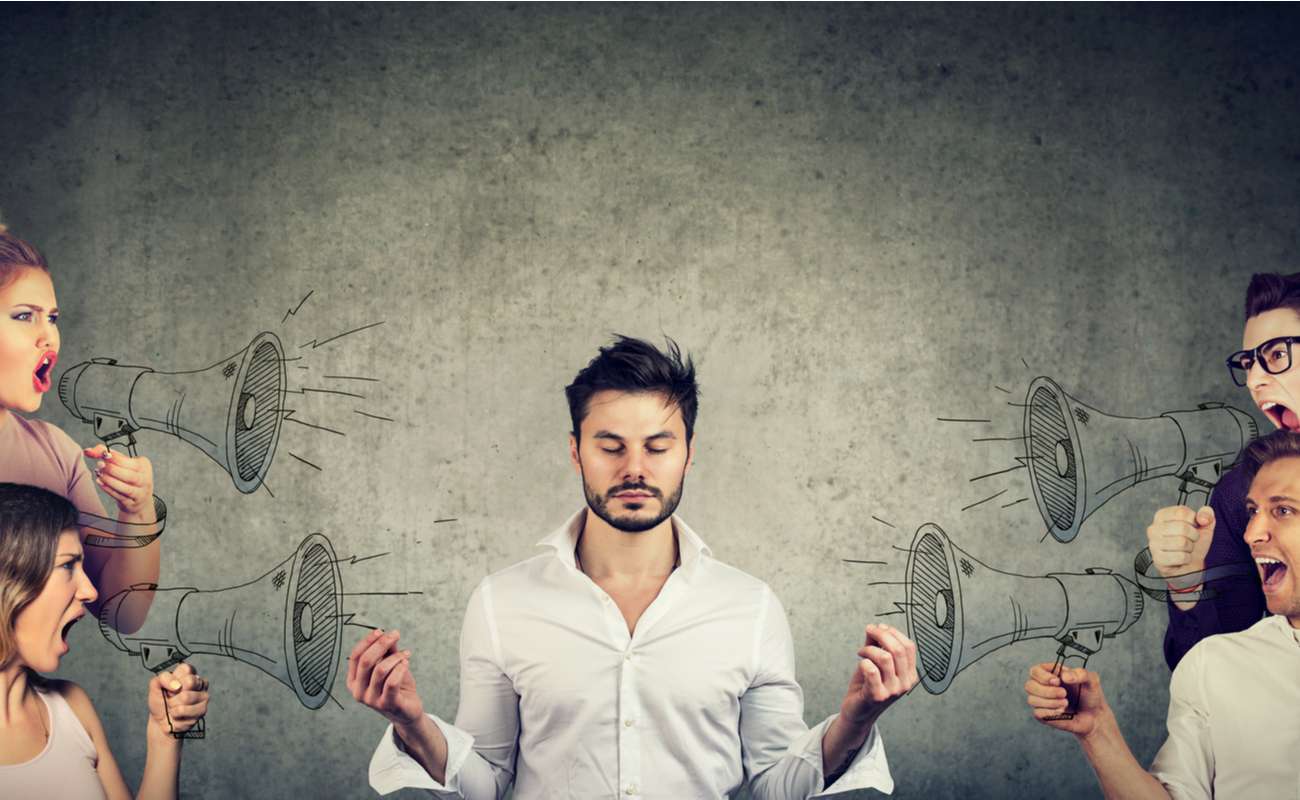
[1147,273,1297,669]
[350,336,917,798]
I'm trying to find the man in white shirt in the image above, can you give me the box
[1024,429,1300,799]
[350,335,919,798]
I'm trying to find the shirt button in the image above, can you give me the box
[624,718,635,727]
[625,785,638,795]
[624,652,633,661]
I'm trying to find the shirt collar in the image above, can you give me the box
[537,508,713,572]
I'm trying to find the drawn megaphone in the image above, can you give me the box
[58,332,286,494]
[904,523,1143,695]
[98,533,344,737]
[1023,377,1257,543]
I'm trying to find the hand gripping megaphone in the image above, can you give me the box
[1023,377,1257,543]
[97,534,344,737]
[904,523,1143,698]
[58,332,286,494]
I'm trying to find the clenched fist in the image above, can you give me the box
[148,661,209,738]
[1146,504,1215,580]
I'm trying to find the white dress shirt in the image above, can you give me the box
[1149,614,1300,799]
[370,510,893,798]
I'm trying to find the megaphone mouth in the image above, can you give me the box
[905,524,962,694]
[228,333,286,493]
[285,534,343,708]
[1025,377,1083,543]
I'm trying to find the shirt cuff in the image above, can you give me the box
[368,713,474,796]
[802,714,894,797]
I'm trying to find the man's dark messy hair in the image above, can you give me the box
[565,335,698,443]
[1244,272,1300,320]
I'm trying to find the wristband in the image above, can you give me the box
[78,496,168,549]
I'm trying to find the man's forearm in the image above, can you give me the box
[1078,716,1171,800]
[394,714,451,785]
[821,714,871,786]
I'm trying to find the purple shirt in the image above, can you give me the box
[1163,462,1267,669]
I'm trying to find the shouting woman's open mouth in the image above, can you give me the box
[32,350,57,393]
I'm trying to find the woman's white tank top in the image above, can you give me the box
[0,687,106,800]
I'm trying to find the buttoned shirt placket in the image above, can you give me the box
[579,563,687,798]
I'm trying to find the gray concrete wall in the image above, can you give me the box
[3,4,1298,797]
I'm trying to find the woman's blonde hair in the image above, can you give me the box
[0,484,78,668]
[0,225,50,291]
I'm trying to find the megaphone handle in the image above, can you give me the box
[1178,484,1210,510]
[103,433,139,459]
[1044,649,1090,721]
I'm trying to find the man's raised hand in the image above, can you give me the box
[1146,504,1215,580]
[347,628,424,727]
[1025,662,1109,739]
[839,623,919,729]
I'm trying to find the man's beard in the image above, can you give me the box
[582,473,685,533]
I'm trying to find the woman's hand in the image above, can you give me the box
[83,444,155,519]
[147,662,210,740]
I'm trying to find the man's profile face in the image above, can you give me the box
[569,389,693,533]
[1241,308,1300,432]
[1243,455,1300,627]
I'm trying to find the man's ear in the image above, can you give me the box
[569,433,582,475]
[684,436,696,475]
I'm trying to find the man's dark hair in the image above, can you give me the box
[565,335,699,442]
[1242,429,1300,484]
[1244,272,1300,320]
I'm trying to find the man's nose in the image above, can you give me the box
[1248,359,1273,391]
[622,448,646,480]
[1244,513,1270,546]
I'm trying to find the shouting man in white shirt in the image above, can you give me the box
[350,335,919,798]
[1024,428,1300,798]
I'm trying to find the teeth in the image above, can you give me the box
[1256,557,1281,564]
[1263,402,1278,410]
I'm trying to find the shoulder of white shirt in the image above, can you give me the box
[1185,614,1299,665]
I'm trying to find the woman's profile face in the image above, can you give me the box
[11,530,96,674]
[0,267,60,414]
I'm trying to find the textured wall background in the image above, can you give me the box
[4,4,1300,798]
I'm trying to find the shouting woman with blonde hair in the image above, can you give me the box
[0,225,162,632]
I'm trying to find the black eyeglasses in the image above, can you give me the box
[1226,336,1300,386]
